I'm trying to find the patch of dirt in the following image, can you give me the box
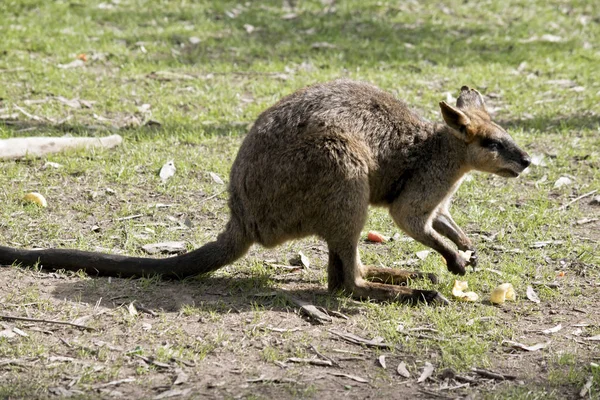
[1,259,599,399]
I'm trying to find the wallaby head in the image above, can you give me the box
[439,86,531,177]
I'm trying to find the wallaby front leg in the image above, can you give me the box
[432,213,478,267]
[393,214,467,275]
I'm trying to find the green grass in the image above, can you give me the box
[1,0,599,399]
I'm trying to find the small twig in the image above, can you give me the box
[286,357,333,367]
[418,389,452,399]
[309,344,340,367]
[439,382,470,391]
[0,315,95,331]
[558,189,598,211]
[198,190,226,205]
[531,281,560,289]
[471,368,516,381]
[114,214,145,222]
[13,105,45,121]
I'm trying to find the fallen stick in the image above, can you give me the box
[471,367,516,381]
[558,189,598,211]
[0,134,123,160]
[0,314,95,331]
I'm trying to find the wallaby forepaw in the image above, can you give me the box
[447,256,467,276]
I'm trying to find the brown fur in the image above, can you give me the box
[0,80,531,305]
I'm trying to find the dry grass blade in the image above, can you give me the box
[0,314,95,331]
[92,377,136,389]
[328,329,392,349]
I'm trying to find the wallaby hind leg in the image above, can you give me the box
[325,239,447,305]
[363,266,438,285]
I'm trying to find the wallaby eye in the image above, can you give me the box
[481,138,502,151]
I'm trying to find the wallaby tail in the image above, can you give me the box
[0,220,251,279]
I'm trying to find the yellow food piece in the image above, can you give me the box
[452,280,479,302]
[490,283,516,304]
[23,192,48,207]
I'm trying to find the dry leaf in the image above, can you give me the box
[397,361,410,378]
[417,362,434,383]
[154,388,192,399]
[290,251,310,268]
[137,103,151,113]
[311,42,336,49]
[57,59,85,69]
[43,161,63,169]
[580,376,593,398]
[209,172,224,185]
[502,340,550,352]
[127,302,138,316]
[526,285,540,304]
[173,369,189,385]
[159,160,176,182]
[530,154,546,166]
[553,176,573,189]
[0,329,16,339]
[542,324,562,334]
[329,372,368,383]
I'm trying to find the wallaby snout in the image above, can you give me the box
[478,134,531,178]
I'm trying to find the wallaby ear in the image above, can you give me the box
[439,101,471,137]
[456,86,486,110]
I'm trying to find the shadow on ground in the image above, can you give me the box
[49,272,363,319]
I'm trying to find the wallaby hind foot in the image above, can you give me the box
[363,266,439,285]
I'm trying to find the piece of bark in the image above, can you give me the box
[0,135,123,159]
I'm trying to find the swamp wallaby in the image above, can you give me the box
[0,80,530,304]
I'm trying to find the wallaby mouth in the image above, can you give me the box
[497,168,521,178]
